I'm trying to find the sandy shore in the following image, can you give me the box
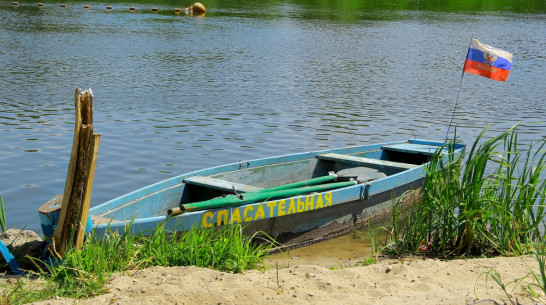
[17,255,540,305]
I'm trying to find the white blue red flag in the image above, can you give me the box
[463,38,513,82]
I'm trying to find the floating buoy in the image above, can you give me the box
[12,1,18,5]
[129,6,135,11]
[106,6,112,10]
[174,8,181,14]
[152,7,157,12]
[38,3,44,7]
[83,4,89,9]
[60,3,66,7]
[191,2,205,13]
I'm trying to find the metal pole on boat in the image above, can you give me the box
[445,34,474,142]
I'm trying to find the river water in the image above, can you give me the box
[1,0,544,249]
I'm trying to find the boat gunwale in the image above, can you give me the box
[90,139,464,236]
[89,139,462,230]
[90,140,409,215]
[91,165,433,236]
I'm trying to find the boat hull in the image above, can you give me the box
[242,180,423,247]
[89,139,464,247]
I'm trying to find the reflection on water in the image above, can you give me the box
[0,0,545,241]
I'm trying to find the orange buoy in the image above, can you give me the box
[129,6,135,11]
[106,6,112,10]
[83,4,89,9]
[174,8,181,14]
[191,2,205,13]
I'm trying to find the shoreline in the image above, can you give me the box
[13,255,539,305]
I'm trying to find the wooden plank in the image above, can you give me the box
[90,214,114,225]
[53,124,93,257]
[184,176,263,193]
[317,153,418,170]
[75,133,100,249]
[51,89,83,257]
[52,89,96,258]
[53,88,82,251]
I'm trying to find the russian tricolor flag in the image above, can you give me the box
[463,38,514,82]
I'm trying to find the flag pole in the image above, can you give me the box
[445,34,474,142]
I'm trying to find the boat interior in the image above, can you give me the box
[179,143,435,205]
[91,141,455,222]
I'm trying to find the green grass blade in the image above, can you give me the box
[0,196,6,232]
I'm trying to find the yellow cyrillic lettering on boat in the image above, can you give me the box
[243,206,254,222]
[266,201,277,217]
[255,204,265,220]
[305,195,314,211]
[315,193,324,209]
[324,192,332,207]
[202,211,214,228]
[230,207,242,224]
[287,198,296,214]
[217,209,229,226]
[297,197,305,213]
[278,199,287,216]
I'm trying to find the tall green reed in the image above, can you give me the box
[367,221,378,262]
[387,125,546,257]
[0,196,7,232]
[356,222,381,266]
[381,140,464,255]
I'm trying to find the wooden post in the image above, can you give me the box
[75,133,100,248]
[49,88,100,258]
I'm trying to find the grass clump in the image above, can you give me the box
[384,125,546,257]
[1,223,273,304]
[136,222,272,272]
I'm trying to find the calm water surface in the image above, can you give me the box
[1,0,545,251]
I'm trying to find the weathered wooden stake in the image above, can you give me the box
[75,133,100,248]
[48,88,100,258]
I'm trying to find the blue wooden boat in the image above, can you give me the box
[89,139,465,246]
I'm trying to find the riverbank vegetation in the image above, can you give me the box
[373,125,546,303]
[384,125,545,257]
[0,223,273,304]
